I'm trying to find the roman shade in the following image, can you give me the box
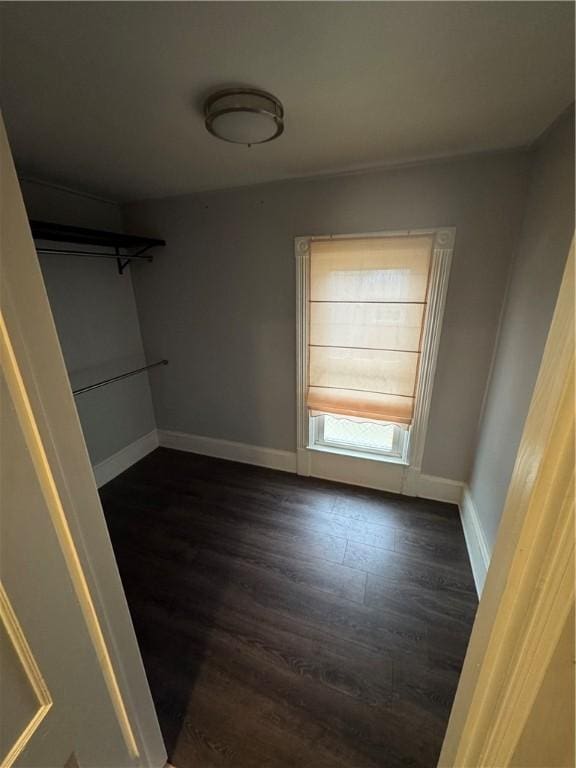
[307,235,434,425]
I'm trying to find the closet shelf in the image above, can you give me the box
[30,220,166,274]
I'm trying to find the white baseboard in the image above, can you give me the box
[417,473,464,504]
[459,485,491,596]
[157,429,297,473]
[157,430,462,506]
[93,429,159,488]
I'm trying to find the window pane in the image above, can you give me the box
[322,415,397,452]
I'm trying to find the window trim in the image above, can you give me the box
[295,227,455,493]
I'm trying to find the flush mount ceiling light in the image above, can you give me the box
[204,88,284,145]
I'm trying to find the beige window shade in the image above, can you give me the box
[307,235,434,425]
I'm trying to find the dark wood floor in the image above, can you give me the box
[100,448,477,768]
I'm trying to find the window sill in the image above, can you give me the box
[307,443,409,466]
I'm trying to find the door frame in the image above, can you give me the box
[439,239,574,766]
[1,116,166,767]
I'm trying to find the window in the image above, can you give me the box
[296,229,454,469]
[314,414,408,458]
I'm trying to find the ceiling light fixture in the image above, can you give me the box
[204,88,284,146]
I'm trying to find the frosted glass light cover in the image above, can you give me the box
[210,111,279,144]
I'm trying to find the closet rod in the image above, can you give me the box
[73,359,168,396]
[35,247,153,261]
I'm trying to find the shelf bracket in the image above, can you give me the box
[116,254,131,275]
[116,244,154,274]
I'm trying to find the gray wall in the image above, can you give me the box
[124,151,530,481]
[21,180,156,465]
[468,108,575,552]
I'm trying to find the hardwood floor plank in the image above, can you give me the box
[117,542,428,656]
[108,498,349,567]
[394,527,470,565]
[333,491,461,533]
[132,586,397,709]
[393,655,461,720]
[364,574,477,634]
[344,540,477,594]
[108,484,398,557]
[198,536,368,604]
[112,512,366,604]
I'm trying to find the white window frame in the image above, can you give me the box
[295,227,455,494]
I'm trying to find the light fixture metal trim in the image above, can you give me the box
[204,87,284,145]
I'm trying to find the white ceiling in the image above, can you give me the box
[1,2,573,202]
